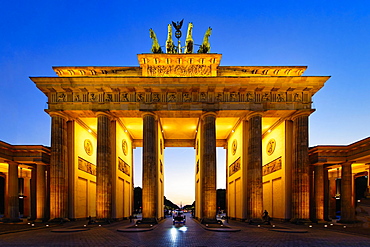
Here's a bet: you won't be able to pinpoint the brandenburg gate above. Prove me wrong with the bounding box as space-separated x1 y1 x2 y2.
31 23 329 223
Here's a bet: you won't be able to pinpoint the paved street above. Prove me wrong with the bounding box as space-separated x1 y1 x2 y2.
1 214 370 246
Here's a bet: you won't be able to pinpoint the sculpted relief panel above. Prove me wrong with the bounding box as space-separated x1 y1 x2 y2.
50 91 308 104
146 65 212 77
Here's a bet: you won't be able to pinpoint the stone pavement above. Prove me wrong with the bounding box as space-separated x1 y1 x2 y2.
0 215 370 246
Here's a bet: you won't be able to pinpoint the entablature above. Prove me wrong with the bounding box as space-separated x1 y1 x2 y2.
309 137 370 165
51 54 308 78
0 141 50 165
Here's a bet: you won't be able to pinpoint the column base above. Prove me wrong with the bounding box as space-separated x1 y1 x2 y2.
34 218 47 223
1 217 22 223
48 218 70 223
290 218 311 225
338 219 359 224
248 218 265 225
200 218 219 224
137 218 158 225
365 186 370 198
92 218 116 225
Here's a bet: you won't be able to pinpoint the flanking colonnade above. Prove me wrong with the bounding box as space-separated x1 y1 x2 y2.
0 142 49 222
310 137 370 223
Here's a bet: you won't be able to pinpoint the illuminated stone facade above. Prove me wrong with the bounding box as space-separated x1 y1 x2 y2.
0 141 50 221
30 52 331 222
309 137 370 223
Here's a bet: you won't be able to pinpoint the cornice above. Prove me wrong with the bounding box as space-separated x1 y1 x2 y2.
309 136 370 165
50 65 310 78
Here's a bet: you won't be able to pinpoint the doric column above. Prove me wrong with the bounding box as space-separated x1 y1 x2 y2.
36 165 46 221
49 113 68 220
314 164 328 221
200 112 217 221
291 113 310 222
366 164 370 198
96 112 113 220
142 112 158 221
328 174 337 219
6 161 19 221
30 167 37 220
245 113 263 220
340 162 355 222
45 165 51 220
23 173 31 218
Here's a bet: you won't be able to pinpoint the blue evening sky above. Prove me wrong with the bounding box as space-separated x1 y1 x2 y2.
1 1 369 205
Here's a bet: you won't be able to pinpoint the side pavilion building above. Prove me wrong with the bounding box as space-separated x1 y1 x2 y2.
30 53 330 222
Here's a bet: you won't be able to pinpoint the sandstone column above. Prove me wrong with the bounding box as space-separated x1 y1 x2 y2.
366 164 370 198
314 164 328 221
49 113 68 220
328 175 337 219
200 112 217 221
23 173 31 218
340 162 355 222
96 112 113 220
30 167 37 220
291 113 310 222
142 112 158 221
245 114 263 220
36 165 46 221
6 161 20 221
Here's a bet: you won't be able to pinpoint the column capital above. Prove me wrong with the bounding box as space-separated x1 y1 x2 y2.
48 111 69 121
200 111 217 121
95 111 114 119
341 161 354 166
5 160 19 166
244 112 263 121
289 110 314 121
141 111 158 120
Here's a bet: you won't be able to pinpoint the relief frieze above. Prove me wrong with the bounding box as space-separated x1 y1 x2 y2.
78 157 96 176
118 157 130 176
167 93 177 102
229 158 241 176
50 91 310 104
262 157 282 176
183 93 192 102
120 93 130 102
146 64 212 77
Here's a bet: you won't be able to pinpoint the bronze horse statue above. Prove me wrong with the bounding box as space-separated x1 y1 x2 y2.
149 28 163 53
198 27 212 54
